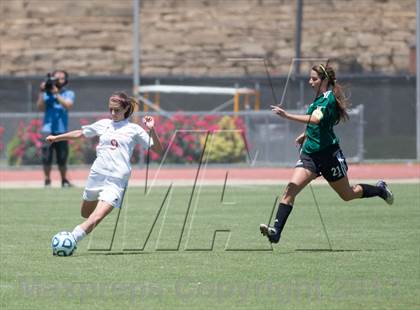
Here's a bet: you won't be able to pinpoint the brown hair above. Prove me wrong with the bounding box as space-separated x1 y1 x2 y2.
109 91 138 119
312 64 350 123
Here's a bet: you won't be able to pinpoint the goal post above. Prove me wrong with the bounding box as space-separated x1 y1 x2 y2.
137 84 261 113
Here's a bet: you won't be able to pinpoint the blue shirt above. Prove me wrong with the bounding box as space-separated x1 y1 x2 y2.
41 89 75 134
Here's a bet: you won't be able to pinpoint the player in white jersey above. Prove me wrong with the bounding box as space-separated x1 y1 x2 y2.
46 91 163 245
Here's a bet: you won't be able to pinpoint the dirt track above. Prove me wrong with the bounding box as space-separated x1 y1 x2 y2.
1 163 418 188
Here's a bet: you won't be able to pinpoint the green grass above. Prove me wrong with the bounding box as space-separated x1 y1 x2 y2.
1 183 419 309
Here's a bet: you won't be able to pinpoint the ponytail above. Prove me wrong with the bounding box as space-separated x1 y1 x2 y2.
124 96 138 119
312 64 350 123
331 82 350 123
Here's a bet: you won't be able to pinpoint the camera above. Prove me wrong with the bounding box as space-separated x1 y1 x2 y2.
44 73 58 92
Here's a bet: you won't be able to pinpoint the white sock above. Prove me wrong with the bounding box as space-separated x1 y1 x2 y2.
71 225 86 243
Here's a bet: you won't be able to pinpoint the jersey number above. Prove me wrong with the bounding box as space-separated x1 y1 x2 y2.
331 166 342 178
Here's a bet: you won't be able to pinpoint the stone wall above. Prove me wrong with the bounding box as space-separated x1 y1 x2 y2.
0 0 415 76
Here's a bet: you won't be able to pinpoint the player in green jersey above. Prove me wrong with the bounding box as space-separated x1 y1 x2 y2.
260 64 394 244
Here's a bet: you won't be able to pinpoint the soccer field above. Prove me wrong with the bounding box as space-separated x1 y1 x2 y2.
1 184 419 309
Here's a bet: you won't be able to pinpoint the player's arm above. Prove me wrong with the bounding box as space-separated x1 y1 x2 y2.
46 130 83 144
143 116 163 155
149 127 163 155
271 105 322 125
295 132 306 146
142 116 163 155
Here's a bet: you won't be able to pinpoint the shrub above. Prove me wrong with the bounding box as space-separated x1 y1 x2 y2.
204 116 247 163
148 113 247 164
5 114 248 165
6 119 97 166
7 119 43 165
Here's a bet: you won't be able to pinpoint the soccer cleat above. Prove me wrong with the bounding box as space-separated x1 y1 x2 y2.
259 224 281 243
376 180 394 205
44 179 51 187
61 179 73 188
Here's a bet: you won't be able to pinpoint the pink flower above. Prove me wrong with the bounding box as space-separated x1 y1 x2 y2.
163 121 175 132
208 125 219 133
170 144 184 157
15 146 24 157
173 112 185 123
204 115 217 122
150 152 160 161
80 118 90 126
195 120 208 128
34 140 42 149
183 134 196 143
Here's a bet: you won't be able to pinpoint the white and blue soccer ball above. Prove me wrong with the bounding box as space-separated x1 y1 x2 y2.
51 231 77 256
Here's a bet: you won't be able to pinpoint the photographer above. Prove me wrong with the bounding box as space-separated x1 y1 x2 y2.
36 70 75 187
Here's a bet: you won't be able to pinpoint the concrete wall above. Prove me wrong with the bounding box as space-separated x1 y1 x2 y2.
0 0 415 76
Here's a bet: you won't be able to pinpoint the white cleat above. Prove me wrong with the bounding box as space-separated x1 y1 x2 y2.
259 224 280 243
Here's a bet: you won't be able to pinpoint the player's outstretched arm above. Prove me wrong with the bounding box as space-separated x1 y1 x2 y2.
46 130 83 144
270 105 321 125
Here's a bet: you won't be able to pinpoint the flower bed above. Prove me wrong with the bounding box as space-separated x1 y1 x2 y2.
6 114 247 165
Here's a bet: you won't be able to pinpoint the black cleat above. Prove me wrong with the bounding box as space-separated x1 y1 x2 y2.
376 180 394 205
44 179 51 187
259 224 280 243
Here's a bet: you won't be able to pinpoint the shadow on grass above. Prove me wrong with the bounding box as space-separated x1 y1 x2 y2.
82 249 296 255
295 248 361 253
79 248 395 256
83 251 153 256
295 248 395 253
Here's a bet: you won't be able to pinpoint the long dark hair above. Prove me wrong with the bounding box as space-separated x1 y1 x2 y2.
52 70 69 87
109 91 138 119
312 64 350 123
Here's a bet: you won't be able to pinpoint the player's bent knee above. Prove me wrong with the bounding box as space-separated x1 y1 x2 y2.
338 191 353 202
81 209 91 218
282 182 298 200
81 205 95 218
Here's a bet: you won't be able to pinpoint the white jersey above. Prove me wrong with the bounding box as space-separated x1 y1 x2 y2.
82 119 153 179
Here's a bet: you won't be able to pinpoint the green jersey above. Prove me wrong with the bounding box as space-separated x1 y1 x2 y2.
302 90 340 154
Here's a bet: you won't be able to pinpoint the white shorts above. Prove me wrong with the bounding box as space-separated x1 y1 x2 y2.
83 171 128 208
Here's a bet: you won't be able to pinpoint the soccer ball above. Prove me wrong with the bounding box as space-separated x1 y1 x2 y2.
51 231 77 256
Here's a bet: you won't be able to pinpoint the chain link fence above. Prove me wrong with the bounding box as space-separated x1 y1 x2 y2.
0 108 364 167
0 75 415 161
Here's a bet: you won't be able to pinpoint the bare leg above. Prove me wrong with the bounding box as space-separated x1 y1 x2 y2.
81 200 98 218
329 177 394 205
79 200 114 234
329 176 363 201
281 167 318 205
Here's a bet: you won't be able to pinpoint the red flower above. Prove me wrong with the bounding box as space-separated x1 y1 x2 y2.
150 152 160 161
169 144 184 157
80 118 90 126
